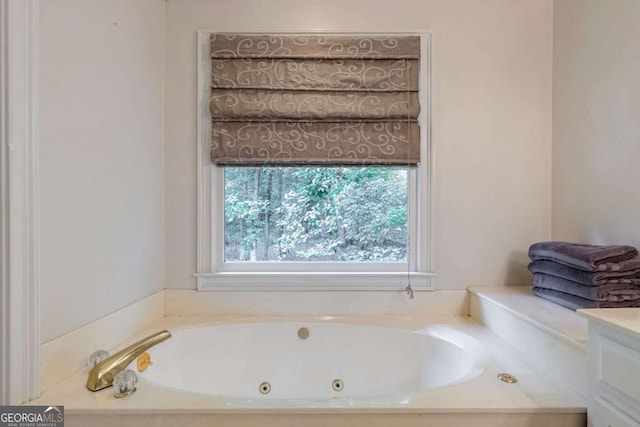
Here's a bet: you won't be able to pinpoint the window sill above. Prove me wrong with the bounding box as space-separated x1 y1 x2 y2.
194 272 436 291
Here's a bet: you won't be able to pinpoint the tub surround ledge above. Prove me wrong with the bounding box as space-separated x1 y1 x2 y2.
40 290 166 393
164 289 470 317
61 413 586 427
469 286 588 398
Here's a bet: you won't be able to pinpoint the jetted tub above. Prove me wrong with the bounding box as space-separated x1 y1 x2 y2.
136 322 491 404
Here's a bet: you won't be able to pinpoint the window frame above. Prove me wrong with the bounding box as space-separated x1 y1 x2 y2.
196 30 435 291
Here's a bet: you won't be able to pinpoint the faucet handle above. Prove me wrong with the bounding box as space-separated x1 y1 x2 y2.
88 350 110 369
113 369 138 398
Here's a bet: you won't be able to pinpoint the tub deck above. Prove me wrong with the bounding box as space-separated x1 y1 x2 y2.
30 313 586 427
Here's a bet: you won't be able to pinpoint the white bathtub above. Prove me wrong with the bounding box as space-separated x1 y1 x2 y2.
137 322 491 403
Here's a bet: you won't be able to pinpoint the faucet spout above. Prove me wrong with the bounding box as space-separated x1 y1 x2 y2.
86 330 171 391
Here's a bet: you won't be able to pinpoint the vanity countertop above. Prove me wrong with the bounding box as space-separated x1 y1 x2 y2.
577 308 640 340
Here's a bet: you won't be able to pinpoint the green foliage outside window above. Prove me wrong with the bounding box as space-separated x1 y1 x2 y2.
224 167 408 262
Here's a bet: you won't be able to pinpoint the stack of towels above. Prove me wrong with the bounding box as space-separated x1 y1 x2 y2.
528 241 640 310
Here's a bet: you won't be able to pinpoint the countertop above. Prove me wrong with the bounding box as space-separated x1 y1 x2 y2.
578 308 640 340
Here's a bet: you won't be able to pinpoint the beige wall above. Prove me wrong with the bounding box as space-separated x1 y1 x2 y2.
39 0 166 342
164 0 553 290
552 0 640 247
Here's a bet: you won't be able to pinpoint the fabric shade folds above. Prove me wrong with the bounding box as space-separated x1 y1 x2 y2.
209 34 421 166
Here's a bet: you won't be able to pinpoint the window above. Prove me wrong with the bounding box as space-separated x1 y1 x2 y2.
224 166 409 263
196 32 433 290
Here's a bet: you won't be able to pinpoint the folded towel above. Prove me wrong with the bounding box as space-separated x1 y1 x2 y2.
528 260 640 286
532 273 640 302
528 241 640 272
532 287 640 310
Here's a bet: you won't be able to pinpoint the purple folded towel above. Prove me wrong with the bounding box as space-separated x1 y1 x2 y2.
528 241 639 272
532 287 640 311
532 273 640 302
528 260 640 286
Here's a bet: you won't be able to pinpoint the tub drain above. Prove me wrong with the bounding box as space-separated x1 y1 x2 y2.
259 381 271 395
298 327 309 340
332 379 344 392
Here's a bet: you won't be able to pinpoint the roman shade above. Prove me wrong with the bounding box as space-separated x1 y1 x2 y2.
209 34 421 166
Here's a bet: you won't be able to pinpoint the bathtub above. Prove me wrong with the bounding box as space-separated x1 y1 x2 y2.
137 322 491 405
30 312 587 427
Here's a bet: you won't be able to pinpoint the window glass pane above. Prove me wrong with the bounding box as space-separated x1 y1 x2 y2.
224 167 408 262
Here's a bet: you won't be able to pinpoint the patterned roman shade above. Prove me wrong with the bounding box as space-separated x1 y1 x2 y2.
209 34 421 166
